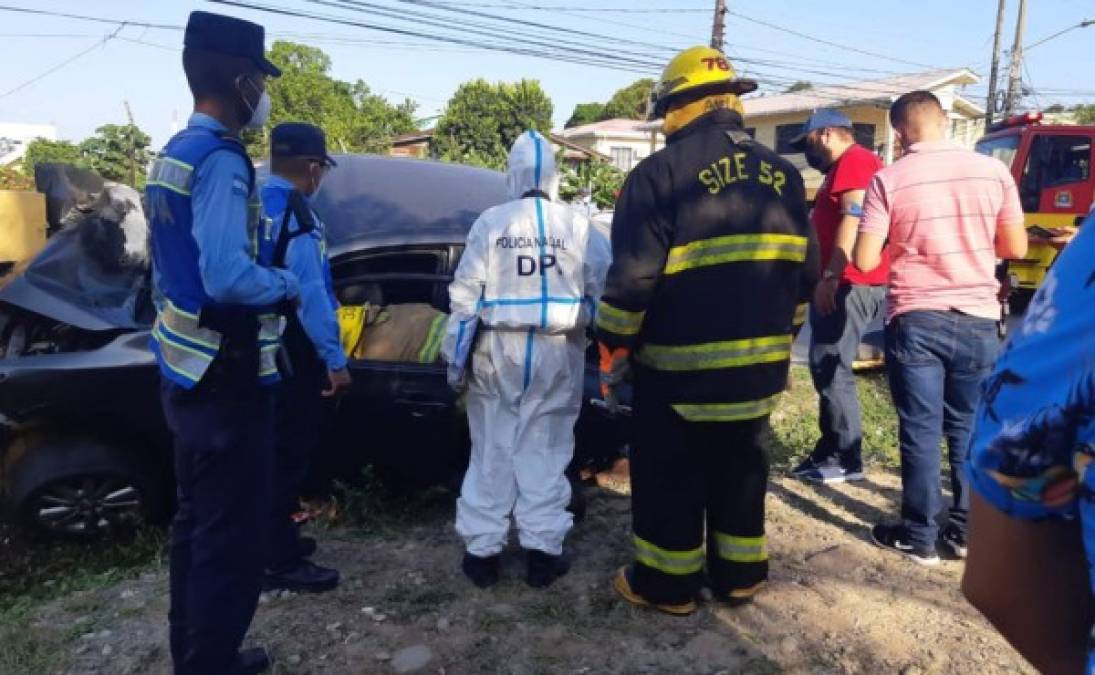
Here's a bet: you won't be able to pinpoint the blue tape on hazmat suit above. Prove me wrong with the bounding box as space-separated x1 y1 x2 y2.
441 130 611 556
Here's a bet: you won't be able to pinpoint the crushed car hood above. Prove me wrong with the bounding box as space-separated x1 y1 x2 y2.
0 183 149 332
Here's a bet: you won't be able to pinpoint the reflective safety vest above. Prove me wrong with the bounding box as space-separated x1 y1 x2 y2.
146 127 280 389
257 181 337 309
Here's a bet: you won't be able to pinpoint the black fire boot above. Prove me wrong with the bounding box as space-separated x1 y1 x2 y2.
526 550 570 588
462 552 501 588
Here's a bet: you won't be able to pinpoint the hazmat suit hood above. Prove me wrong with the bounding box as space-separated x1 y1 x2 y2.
505 130 559 201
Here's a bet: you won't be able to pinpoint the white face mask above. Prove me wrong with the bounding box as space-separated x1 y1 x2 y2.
237 75 271 130
244 90 271 130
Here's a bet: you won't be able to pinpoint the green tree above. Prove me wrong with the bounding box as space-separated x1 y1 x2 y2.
79 123 153 186
785 81 813 93
21 138 85 175
565 78 655 128
602 78 655 120
432 79 554 169
565 102 607 128
1071 104 1095 125
247 41 417 157
559 160 624 210
0 165 34 190
1044 103 1066 114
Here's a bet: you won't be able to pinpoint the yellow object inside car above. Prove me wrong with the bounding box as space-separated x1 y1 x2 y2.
337 303 448 364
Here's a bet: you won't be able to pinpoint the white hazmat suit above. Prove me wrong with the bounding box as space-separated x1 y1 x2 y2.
442 131 611 558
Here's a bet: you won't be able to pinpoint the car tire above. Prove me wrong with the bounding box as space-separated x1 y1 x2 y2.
6 435 164 541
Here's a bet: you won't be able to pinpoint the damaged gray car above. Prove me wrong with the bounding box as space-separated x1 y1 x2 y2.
0 156 628 540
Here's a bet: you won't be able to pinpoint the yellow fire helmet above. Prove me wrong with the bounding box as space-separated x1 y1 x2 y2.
652 45 757 118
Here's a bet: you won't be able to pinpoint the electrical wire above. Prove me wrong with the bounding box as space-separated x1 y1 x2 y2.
0 24 125 99
0 5 181 30
431 3 711 12
207 0 663 73
725 9 942 70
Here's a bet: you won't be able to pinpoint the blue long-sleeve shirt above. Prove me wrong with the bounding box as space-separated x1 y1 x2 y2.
261 175 347 372
188 113 299 306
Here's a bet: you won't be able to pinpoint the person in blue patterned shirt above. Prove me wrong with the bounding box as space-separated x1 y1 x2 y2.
963 212 1095 674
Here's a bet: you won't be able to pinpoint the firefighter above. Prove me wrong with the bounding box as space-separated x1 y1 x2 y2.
597 45 819 614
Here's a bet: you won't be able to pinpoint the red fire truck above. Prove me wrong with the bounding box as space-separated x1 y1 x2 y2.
975 111 1093 300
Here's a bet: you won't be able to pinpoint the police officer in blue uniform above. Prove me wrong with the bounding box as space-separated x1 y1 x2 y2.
259 122 349 593
146 11 297 675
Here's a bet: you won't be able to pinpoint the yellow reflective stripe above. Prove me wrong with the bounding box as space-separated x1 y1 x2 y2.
793 303 808 327
714 533 768 563
157 350 201 383
665 234 807 275
159 304 221 351
637 335 791 372
673 393 782 422
159 156 194 171
596 301 645 336
148 158 194 195
165 299 198 320
418 314 447 363
633 536 704 575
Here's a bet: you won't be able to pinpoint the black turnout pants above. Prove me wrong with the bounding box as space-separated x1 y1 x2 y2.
630 392 770 606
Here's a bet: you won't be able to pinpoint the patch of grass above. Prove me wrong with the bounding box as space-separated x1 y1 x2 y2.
381 585 457 617
326 466 455 537
521 595 578 626
0 526 166 613
769 366 899 471
0 525 165 674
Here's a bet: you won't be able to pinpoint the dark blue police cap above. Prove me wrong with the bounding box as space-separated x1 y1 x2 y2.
271 123 337 167
184 11 281 77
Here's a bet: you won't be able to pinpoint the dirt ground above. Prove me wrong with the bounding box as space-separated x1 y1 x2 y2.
21 468 1033 675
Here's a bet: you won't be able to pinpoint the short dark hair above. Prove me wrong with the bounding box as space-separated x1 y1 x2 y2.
890 90 943 126
182 47 252 101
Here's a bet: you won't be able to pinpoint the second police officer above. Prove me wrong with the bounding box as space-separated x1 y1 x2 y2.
260 122 350 593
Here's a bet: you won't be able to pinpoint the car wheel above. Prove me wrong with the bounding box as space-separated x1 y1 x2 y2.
7 436 162 540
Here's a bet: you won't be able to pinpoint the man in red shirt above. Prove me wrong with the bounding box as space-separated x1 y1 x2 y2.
790 109 889 483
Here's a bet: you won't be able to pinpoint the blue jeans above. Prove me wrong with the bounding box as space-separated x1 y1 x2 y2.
885 311 999 548
808 284 886 471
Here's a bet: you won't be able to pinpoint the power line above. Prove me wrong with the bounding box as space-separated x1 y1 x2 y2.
208 0 663 73
312 0 667 69
725 9 941 70
432 3 711 12
0 24 124 99
0 4 181 30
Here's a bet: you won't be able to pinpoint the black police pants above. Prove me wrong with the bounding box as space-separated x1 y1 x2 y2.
629 394 770 606
162 378 274 675
268 366 326 571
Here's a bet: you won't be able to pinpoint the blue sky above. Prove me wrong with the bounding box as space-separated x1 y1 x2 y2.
0 0 1091 149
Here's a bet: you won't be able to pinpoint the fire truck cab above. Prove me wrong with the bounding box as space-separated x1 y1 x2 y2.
975 111 1094 296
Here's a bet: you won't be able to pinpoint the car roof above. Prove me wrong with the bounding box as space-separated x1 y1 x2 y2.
309 154 509 256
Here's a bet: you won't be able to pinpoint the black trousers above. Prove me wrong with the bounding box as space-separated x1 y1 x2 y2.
162 376 274 675
268 354 326 571
630 391 770 605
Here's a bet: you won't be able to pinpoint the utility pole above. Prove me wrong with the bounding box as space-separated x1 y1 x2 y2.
986 0 1007 125
124 100 136 187
1004 0 1028 116
711 0 727 51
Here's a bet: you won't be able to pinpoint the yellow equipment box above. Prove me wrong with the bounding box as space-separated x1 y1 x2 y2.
0 190 47 264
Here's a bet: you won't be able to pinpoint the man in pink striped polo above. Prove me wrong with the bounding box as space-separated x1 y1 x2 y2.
853 90 1028 566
